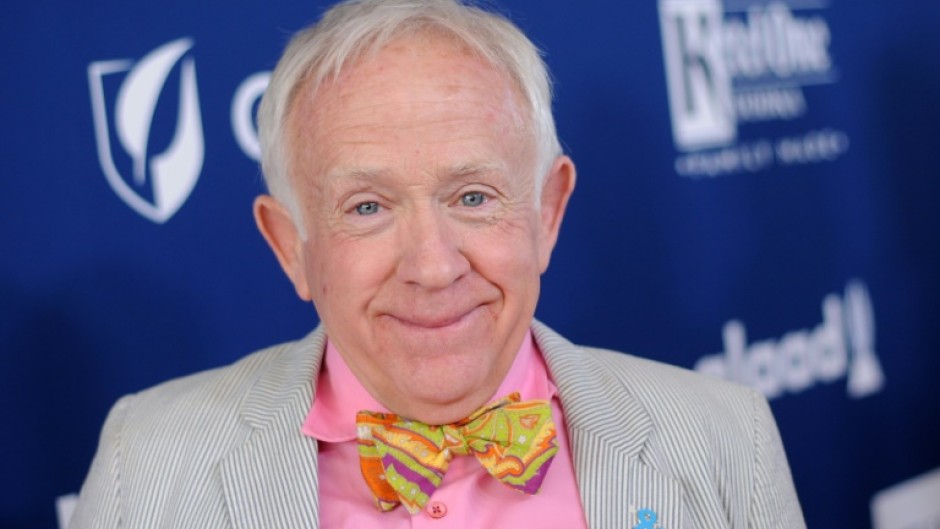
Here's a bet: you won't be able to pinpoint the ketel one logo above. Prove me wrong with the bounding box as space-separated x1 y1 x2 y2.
658 0 836 152
88 38 204 223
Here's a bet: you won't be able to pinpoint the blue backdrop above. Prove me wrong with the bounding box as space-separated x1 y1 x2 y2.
3 1 939 528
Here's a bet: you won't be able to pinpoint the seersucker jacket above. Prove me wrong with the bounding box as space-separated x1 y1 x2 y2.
71 321 806 529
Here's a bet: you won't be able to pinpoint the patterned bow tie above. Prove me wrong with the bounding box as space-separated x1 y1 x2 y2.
356 392 558 514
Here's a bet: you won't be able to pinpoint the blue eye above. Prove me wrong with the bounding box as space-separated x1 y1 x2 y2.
355 201 380 215
460 191 487 207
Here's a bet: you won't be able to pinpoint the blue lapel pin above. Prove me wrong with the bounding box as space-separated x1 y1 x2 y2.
633 508 662 529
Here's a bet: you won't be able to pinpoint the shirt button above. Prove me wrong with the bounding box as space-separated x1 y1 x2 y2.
426 500 447 518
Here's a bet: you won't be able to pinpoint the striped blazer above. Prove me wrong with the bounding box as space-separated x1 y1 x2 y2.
71 322 805 529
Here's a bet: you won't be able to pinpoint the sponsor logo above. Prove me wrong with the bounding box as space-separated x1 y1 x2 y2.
694 281 885 400
658 0 850 177
231 71 269 162
88 38 204 223
872 467 940 529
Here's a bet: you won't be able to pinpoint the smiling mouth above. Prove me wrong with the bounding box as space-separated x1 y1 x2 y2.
386 305 483 330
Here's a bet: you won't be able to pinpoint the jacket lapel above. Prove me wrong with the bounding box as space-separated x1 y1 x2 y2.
218 327 327 529
534 322 685 529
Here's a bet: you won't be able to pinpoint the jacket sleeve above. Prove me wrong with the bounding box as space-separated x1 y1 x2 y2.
747 391 806 529
69 395 135 529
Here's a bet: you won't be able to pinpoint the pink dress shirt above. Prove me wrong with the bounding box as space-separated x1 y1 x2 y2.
302 332 588 528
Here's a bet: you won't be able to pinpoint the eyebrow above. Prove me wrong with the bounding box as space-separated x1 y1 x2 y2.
448 160 507 179
324 160 509 186
324 167 386 184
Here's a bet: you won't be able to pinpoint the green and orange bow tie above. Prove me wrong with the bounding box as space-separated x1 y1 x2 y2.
356 392 558 514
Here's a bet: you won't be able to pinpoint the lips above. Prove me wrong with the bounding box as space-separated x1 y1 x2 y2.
384 304 484 329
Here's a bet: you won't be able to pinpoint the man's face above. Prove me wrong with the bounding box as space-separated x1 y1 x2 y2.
263 33 573 424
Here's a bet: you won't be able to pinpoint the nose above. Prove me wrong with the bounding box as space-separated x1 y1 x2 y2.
395 207 470 289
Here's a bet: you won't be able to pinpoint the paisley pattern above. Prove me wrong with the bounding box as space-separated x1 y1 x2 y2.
356 393 558 514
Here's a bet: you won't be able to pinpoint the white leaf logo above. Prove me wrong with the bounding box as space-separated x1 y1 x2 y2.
88 38 204 223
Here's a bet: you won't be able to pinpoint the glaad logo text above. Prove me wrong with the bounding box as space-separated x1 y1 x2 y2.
695 281 885 400
658 0 850 178
89 38 205 223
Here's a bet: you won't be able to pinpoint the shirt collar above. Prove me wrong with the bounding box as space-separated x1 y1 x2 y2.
302 330 556 442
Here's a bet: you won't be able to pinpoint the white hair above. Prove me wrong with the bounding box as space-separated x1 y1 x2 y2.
257 0 562 223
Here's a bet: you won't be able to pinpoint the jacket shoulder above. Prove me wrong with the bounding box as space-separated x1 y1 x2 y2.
71 333 324 529
125 339 296 423
580 345 762 438
585 345 756 406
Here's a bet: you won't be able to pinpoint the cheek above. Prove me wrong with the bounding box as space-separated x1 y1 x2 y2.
308 236 394 307
467 218 542 287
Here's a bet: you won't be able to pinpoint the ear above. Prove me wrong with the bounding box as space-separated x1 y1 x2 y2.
253 195 312 301
537 155 577 272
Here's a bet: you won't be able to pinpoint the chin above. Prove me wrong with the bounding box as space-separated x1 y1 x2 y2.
392 368 495 423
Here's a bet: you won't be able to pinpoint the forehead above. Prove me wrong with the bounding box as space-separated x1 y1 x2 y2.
285 32 535 183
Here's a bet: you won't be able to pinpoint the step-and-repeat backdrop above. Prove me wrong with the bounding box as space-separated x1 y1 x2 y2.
3 1 939 528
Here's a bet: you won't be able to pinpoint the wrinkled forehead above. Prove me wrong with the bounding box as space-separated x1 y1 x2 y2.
284 32 538 179
293 31 532 130
292 25 535 122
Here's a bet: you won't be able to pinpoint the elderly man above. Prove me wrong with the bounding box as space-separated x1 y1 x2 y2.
72 0 805 528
